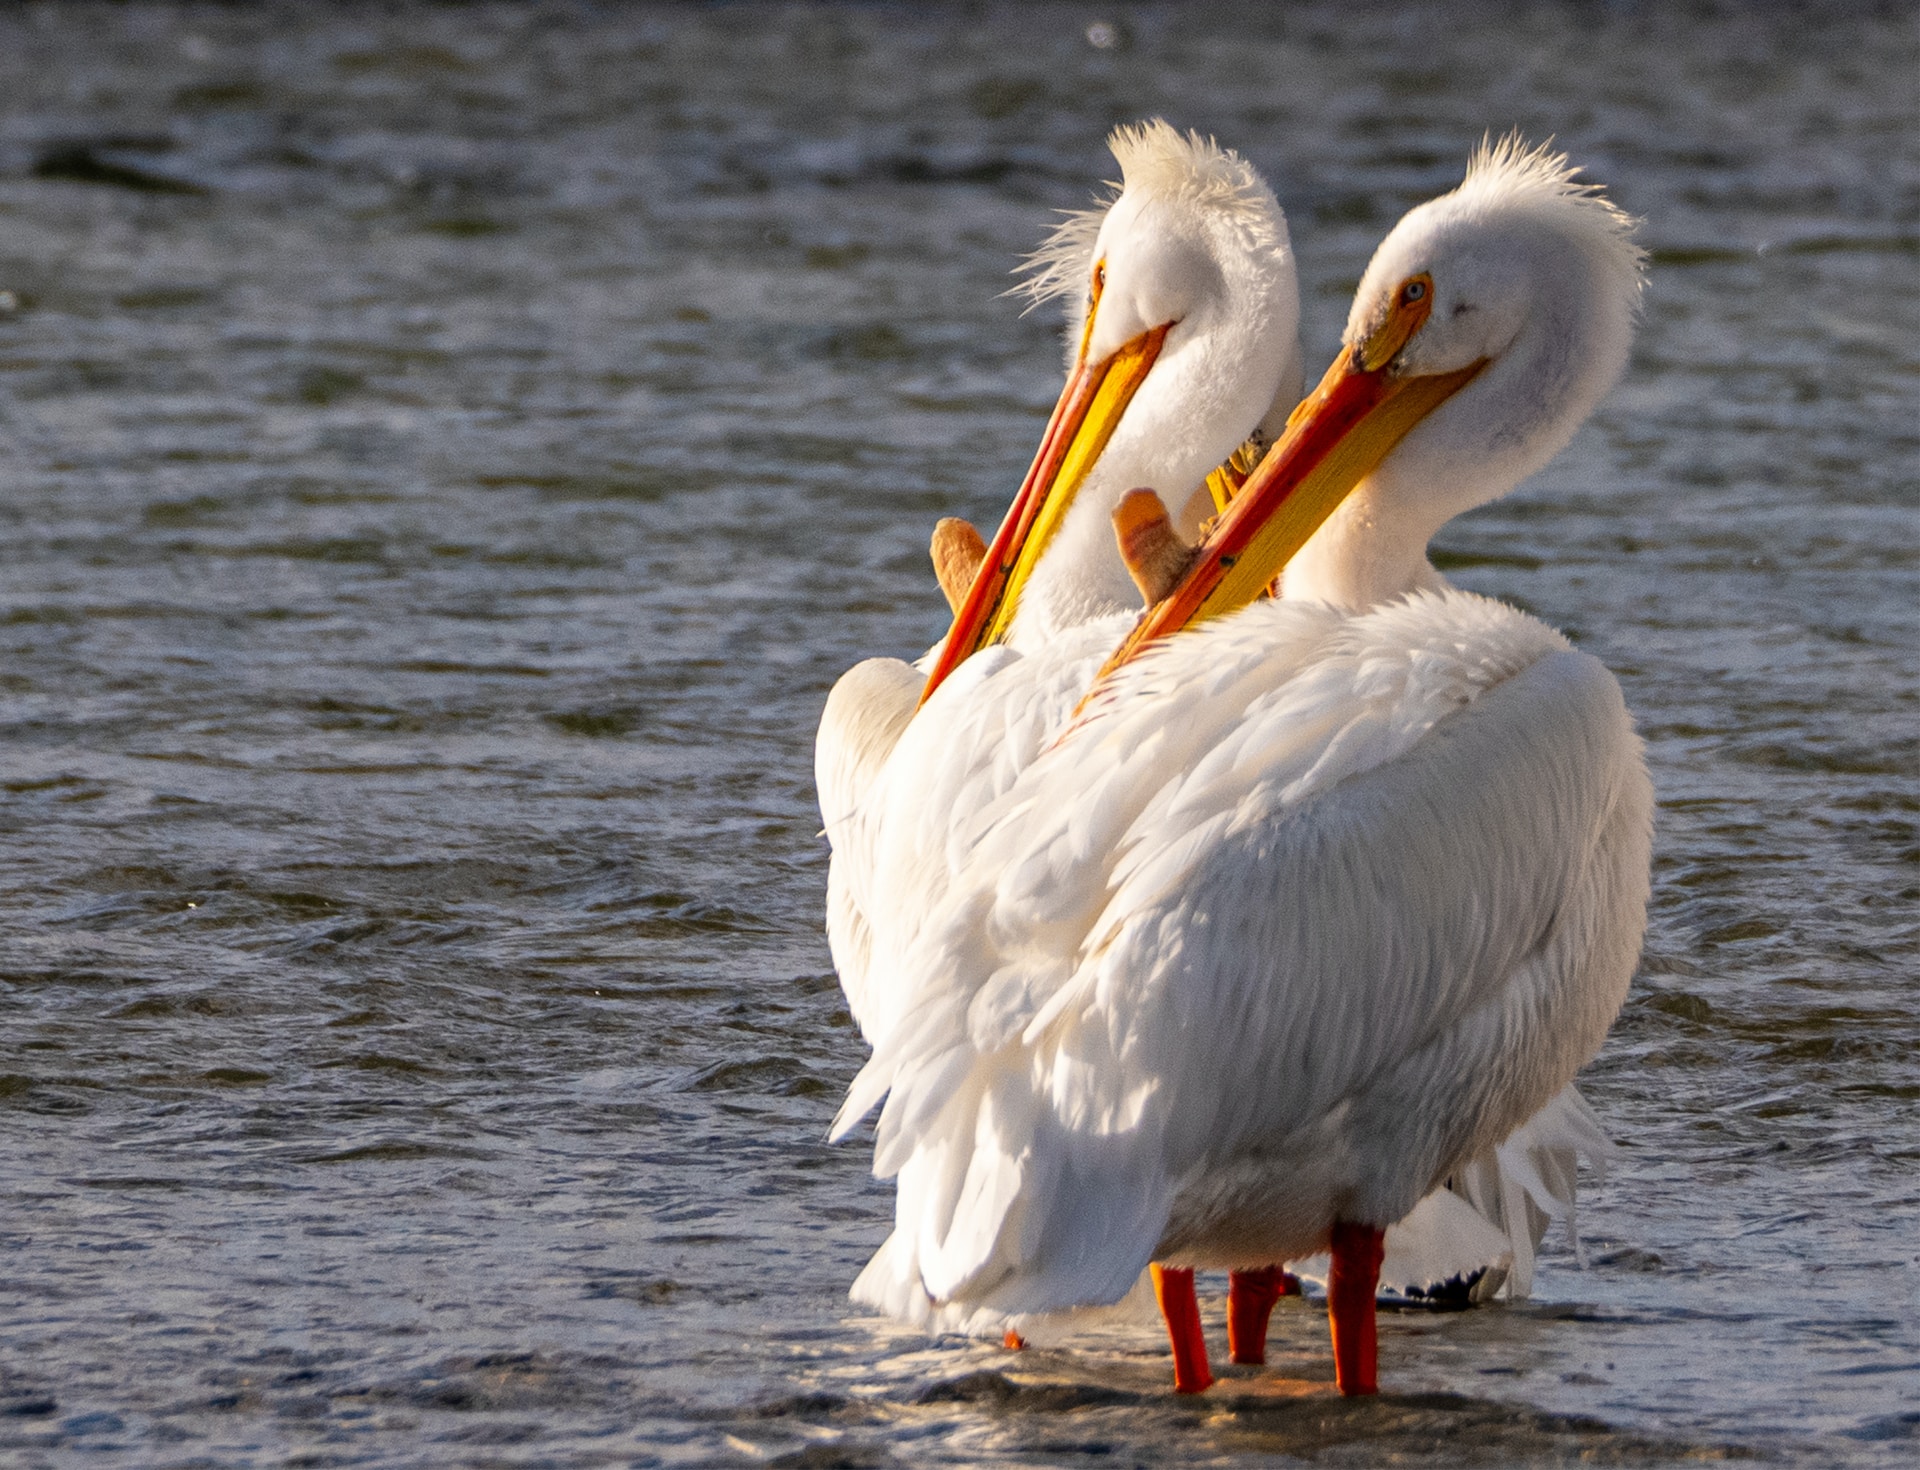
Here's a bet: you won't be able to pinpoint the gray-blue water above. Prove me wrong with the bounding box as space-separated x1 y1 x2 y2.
2 3 1916 1465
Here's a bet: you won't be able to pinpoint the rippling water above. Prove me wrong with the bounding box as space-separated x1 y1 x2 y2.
1 3 1915 1465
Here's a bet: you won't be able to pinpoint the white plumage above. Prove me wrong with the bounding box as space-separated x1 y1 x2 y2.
831 592 1647 1312
818 133 1652 1388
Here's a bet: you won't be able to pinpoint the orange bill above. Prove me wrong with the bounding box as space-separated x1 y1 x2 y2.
1085 275 1487 689
918 321 1172 705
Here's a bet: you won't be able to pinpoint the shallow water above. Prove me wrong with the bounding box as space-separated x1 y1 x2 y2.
1 2 1916 1465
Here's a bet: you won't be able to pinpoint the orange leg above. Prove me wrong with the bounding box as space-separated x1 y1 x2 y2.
1327 1221 1385 1395
1226 1265 1300 1364
1002 1328 1026 1351
1150 1263 1213 1394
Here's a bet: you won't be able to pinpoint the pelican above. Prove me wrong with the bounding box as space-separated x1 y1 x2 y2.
819 118 1311 1354
824 136 1652 1396
820 121 1299 1042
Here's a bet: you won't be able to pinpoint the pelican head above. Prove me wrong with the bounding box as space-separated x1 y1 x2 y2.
1285 136 1646 609
1097 138 1645 672
921 119 1301 700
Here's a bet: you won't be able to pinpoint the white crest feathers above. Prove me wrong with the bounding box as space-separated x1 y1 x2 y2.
1013 118 1277 312
1458 134 1647 292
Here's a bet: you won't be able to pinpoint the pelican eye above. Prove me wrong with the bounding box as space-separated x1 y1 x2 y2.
1401 279 1427 305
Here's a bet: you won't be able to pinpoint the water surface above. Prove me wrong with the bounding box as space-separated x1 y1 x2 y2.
1 3 1916 1465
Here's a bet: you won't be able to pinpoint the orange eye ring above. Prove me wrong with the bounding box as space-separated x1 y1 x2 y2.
1356 273 1436 372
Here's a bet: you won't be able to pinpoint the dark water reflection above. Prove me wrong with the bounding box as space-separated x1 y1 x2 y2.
1 2 1915 1465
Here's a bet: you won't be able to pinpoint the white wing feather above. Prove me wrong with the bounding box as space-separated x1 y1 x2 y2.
815 655 923 1039
836 590 1650 1320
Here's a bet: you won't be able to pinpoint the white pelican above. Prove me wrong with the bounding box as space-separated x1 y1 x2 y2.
821 126 1611 1358
820 121 1300 1044
824 136 1652 1397
819 118 1313 1358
